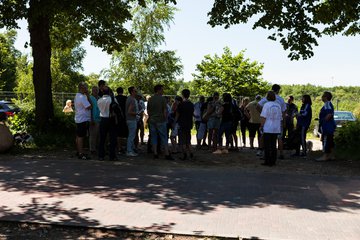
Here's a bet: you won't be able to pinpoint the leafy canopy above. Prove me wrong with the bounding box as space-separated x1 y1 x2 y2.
208 0 360 60
193 47 268 97
106 0 183 94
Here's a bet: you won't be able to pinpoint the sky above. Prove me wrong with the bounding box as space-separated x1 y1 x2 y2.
13 0 360 87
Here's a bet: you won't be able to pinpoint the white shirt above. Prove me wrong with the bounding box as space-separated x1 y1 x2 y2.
261 101 283 134
258 94 287 112
74 93 91 123
97 95 112 118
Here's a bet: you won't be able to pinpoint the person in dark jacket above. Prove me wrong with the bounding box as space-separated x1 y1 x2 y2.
292 95 312 157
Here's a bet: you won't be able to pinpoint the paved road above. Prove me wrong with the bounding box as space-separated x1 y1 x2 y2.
0 157 359 240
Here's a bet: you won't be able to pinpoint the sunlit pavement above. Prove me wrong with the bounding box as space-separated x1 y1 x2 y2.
0 151 359 240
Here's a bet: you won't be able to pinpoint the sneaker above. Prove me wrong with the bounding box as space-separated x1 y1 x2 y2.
221 149 229 154
212 149 223 154
126 152 138 157
256 150 262 156
78 153 90 160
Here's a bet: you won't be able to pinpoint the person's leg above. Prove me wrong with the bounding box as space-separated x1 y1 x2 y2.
263 133 271 165
300 126 308 156
126 120 137 155
158 122 172 158
270 133 278 165
248 123 256 149
240 121 246 147
139 119 145 144
98 119 107 159
109 122 118 160
149 123 159 156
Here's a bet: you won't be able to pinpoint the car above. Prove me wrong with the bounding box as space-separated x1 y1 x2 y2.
0 100 21 118
313 110 357 137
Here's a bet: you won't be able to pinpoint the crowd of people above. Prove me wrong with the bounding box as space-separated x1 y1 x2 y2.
71 80 337 166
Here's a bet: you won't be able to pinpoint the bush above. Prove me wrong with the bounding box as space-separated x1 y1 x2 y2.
335 120 360 160
8 102 76 148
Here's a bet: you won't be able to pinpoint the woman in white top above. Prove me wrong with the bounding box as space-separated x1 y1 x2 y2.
260 91 283 166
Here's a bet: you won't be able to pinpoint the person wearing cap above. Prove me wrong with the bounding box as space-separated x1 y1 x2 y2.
245 95 262 150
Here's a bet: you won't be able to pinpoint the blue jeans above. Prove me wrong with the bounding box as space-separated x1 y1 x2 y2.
149 122 168 147
127 120 137 153
218 121 232 147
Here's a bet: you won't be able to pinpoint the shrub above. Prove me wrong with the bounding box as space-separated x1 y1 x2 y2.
335 120 360 160
8 101 76 148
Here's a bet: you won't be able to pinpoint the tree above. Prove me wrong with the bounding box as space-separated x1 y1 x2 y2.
0 30 20 91
193 47 268 97
106 0 183 94
0 0 176 129
208 0 360 60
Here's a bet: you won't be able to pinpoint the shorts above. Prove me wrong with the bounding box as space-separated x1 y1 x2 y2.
178 127 191 145
322 134 334 153
76 121 89 138
248 123 261 138
207 117 221 129
149 122 168 147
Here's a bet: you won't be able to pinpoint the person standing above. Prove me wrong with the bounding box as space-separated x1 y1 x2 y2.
115 87 127 154
283 95 298 140
245 95 262 150
176 89 195 160
260 91 283 166
147 84 174 160
207 92 221 151
293 94 312 157
239 97 250 147
89 86 101 155
257 84 287 159
213 93 234 154
74 82 92 160
194 96 205 148
97 86 118 161
125 86 139 157
316 91 336 161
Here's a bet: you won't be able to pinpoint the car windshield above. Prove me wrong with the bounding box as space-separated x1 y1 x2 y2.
334 112 354 120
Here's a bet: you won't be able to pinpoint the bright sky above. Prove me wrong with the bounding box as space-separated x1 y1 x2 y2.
13 0 360 87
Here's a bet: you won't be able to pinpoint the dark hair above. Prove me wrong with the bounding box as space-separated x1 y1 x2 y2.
199 96 205 101
103 86 110 95
175 96 183 102
323 91 333 101
116 87 124 94
213 92 219 97
266 91 276 101
223 93 232 103
288 95 294 101
207 96 213 102
302 94 312 105
271 84 281 93
181 89 190 99
128 86 135 95
98 80 106 87
154 84 163 93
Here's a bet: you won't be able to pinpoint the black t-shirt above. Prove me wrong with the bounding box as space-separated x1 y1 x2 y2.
177 100 194 130
221 102 233 123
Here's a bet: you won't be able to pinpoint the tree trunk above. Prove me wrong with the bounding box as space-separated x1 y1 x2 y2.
28 0 54 130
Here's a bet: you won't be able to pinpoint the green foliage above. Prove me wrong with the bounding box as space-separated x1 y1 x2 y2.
208 1 360 60
9 101 75 148
0 29 20 91
335 120 360 160
192 47 268 97
106 0 183 94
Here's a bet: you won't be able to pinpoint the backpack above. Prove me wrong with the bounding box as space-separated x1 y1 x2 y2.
110 97 125 125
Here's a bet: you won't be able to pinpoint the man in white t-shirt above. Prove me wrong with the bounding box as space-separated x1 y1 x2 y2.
74 82 92 160
260 91 283 166
257 84 286 159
